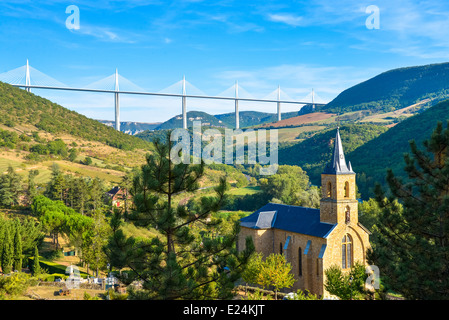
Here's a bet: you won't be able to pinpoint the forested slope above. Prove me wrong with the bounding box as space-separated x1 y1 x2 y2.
0 81 151 151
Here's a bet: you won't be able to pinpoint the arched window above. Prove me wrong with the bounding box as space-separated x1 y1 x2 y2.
298 247 302 276
280 242 283 255
327 181 332 198
345 206 351 224
344 181 350 198
342 234 353 269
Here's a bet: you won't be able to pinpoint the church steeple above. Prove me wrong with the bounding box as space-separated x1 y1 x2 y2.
323 128 354 175
320 128 358 225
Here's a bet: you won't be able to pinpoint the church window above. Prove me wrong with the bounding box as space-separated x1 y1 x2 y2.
327 181 332 198
344 181 350 198
280 242 283 255
345 206 351 224
298 247 302 276
342 235 353 269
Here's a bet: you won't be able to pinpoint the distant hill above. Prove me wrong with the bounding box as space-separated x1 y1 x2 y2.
0 81 151 151
155 111 229 130
348 98 449 198
319 62 449 114
215 111 275 128
154 109 305 131
98 120 161 135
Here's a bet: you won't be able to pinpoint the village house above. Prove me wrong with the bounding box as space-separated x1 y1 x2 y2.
106 186 131 209
238 128 371 297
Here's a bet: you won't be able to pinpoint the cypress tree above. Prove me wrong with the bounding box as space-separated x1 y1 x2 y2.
0 222 4 271
1 227 13 274
31 245 41 275
13 227 23 272
369 121 449 299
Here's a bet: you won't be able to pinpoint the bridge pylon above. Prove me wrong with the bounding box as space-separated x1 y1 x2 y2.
25 60 31 93
235 81 239 129
114 69 120 131
277 85 281 122
182 75 187 130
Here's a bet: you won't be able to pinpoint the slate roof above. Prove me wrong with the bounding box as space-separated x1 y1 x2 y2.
323 128 354 175
106 186 120 197
240 203 336 238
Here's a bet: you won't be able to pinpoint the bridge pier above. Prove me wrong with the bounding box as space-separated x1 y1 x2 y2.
182 76 187 130
0 62 324 132
114 69 120 131
25 59 31 93
235 81 239 129
277 85 281 122
115 92 120 131
312 88 315 111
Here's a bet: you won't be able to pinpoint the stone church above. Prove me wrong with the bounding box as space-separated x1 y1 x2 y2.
238 128 371 297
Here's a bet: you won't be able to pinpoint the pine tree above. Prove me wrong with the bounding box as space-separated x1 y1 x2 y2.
46 163 66 202
0 165 23 207
105 134 254 300
82 210 110 277
369 121 449 299
27 169 39 205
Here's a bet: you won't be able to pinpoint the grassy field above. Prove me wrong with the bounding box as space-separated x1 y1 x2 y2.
276 125 327 143
228 185 261 195
23 286 106 300
0 123 146 187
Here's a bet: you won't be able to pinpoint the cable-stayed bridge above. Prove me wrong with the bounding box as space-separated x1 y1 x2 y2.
0 60 327 131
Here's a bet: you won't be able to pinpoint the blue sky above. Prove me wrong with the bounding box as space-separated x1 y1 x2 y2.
1 0 449 123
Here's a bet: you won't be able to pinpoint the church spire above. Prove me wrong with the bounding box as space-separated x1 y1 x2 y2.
323 128 354 174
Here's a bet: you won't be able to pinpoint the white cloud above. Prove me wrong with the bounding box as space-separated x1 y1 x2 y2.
267 13 303 27
70 23 140 44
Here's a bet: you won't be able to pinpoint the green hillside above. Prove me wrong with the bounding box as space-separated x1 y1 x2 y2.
278 124 388 186
348 99 449 198
319 62 449 114
0 81 151 151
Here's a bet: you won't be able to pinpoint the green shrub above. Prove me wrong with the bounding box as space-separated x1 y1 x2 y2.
0 272 37 298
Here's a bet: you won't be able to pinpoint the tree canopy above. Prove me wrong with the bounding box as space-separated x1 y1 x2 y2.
368 121 449 299
105 134 254 300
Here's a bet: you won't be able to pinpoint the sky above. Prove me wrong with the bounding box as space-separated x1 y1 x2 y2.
1 0 449 123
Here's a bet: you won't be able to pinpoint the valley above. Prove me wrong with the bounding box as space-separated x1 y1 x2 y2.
0 61 449 301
